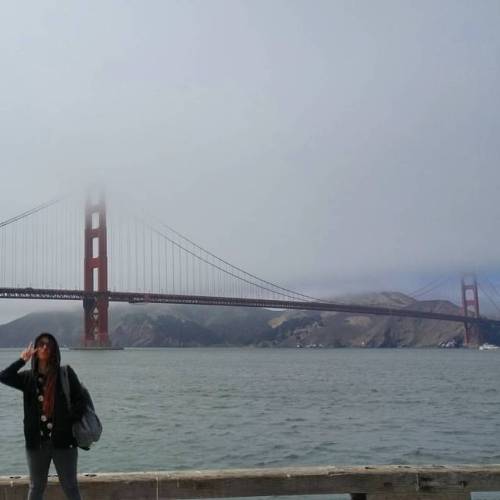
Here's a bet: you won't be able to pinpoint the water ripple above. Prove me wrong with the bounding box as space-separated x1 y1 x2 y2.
0 347 499 479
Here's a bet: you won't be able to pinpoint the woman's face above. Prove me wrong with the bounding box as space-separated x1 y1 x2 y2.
36 337 52 362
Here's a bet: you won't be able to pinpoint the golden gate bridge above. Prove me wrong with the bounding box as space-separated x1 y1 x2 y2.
0 191 498 348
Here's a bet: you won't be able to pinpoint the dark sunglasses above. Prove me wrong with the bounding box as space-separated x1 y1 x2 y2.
36 340 52 348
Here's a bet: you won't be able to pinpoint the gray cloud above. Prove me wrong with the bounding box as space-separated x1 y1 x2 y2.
1 0 499 322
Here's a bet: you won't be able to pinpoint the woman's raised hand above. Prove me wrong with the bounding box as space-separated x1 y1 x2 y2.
20 342 37 362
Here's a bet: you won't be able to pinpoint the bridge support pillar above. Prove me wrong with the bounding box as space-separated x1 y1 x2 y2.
83 191 110 348
461 274 480 347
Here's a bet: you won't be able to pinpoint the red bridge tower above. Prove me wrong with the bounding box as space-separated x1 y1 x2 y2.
83 192 110 348
461 274 480 346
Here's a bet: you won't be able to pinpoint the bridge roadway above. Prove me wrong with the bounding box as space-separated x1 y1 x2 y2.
1 287 499 327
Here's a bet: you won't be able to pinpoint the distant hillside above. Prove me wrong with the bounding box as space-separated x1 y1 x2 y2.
0 311 82 348
259 297 466 348
0 303 276 348
0 292 499 348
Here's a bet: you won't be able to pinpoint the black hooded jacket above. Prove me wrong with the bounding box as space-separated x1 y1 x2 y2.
0 333 86 449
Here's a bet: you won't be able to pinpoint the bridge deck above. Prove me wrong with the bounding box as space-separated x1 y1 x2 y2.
0 287 497 326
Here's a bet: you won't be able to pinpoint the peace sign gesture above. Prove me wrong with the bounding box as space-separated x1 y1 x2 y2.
20 342 38 362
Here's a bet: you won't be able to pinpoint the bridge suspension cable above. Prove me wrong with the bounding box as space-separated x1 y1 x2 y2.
408 275 453 300
478 279 500 316
0 196 66 229
106 199 327 303
142 219 310 301
0 195 83 290
151 216 325 303
482 277 500 299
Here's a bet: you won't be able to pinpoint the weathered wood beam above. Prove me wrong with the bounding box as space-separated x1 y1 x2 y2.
366 493 471 499
0 465 498 499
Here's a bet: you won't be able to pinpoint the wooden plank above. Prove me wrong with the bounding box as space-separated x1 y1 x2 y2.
155 465 500 498
367 493 471 499
0 465 499 499
0 474 158 500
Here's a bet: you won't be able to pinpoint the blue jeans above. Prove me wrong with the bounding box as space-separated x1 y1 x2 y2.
26 441 82 500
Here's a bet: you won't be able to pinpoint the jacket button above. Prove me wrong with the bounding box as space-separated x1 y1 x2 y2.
47 423 53 430
38 395 44 402
41 415 47 422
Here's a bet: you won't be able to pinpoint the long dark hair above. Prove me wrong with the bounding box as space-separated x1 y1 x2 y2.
35 335 58 417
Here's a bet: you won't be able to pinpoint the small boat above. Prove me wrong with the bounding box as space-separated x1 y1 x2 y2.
479 343 499 351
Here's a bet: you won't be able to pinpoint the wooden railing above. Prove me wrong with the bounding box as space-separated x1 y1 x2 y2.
1 465 500 499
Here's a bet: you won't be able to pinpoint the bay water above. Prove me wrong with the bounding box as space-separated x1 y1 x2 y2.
0 347 499 499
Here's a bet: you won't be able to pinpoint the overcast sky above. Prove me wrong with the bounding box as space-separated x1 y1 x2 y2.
1 0 499 322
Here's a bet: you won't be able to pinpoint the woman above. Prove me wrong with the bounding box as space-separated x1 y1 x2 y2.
0 332 86 500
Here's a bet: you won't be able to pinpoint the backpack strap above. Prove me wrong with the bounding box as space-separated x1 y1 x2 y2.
60 365 72 411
